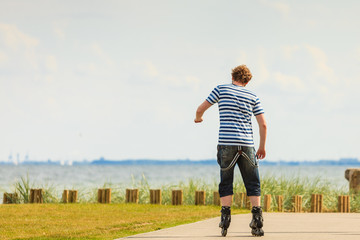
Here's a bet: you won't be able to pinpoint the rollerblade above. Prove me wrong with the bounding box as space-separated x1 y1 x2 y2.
249 206 264 236
219 206 231 236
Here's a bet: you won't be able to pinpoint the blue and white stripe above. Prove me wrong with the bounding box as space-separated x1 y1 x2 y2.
206 84 264 146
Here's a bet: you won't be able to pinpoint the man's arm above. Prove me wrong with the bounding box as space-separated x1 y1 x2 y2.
255 113 267 159
194 100 212 123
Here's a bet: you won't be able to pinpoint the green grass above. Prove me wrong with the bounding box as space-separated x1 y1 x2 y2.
0 203 248 240
3 174 360 212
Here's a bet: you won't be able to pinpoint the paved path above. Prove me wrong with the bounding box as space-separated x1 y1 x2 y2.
117 213 360 240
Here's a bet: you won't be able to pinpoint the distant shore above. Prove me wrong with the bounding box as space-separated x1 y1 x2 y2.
0 157 359 166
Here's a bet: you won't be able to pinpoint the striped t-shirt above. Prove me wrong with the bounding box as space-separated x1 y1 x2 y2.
206 84 264 147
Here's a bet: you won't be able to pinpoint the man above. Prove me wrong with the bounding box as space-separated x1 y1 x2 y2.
194 65 267 237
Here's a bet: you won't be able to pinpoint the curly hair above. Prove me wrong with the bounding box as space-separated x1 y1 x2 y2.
231 65 252 84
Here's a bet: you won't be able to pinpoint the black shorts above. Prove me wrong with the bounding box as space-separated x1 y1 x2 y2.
217 145 261 197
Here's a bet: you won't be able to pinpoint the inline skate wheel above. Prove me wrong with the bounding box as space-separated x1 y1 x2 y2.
221 228 227 236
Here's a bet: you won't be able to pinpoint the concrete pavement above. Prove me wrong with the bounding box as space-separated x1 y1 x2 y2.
117 213 360 240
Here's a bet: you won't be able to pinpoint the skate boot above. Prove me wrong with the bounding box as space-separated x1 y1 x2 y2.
249 206 264 237
219 206 231 236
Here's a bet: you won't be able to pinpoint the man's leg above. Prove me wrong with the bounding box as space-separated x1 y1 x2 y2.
237 147 264 237
220 195 232 206
249 195 260 207
217 145 238 236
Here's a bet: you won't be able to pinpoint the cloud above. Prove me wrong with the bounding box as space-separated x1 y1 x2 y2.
356 47 360 61
90 43 114 66
45 55 58 72
0 23 38 50
253 47 270 86
236 51 248 64
260 0 290 17
273 72 304 91
145 61 158 77
282 45 299 60
305 45 335 83
53 27 65 40
0 50 7 64
0 23 39 69
136 61 201 90
52 20 68 40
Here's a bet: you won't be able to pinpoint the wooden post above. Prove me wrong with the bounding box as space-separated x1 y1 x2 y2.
30 189 35 203
292 195 302 212
31 189 43 203
125 189 130 203
98 189 111 203
126 189 139 203
132 189 139 203
70 190 78 203
195 191 206 205
276 195 284 212
171 190 183 205
98 189 103 203
150 189 161 204
311 194 323 212
350 171 360 194
245 195 251 209
105 189 111 203
102 188 106 203
62 190 69 203
345 168 360 193
235 192 249 208
38 189 44 203
263 194 271 212
338 195 350 213
213 191 220 206
3 193 18 204
2 193 7 204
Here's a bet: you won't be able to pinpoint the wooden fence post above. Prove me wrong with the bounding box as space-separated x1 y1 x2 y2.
98 188 112 203
98 189 102 203
311 194 323 212
105 189 111 203
3 193 18 204
62 190 69 203
338 195 350 213
245 195 251 209
234 192 250 209
150 189 161 204
345 168 360 193
30 189 43 203
263 194 271 212
69 190 78 203
213 191 220 206
292 195 302 212
276 195 284 212
171 190 183 205
126 189 139 203
30 189 35 203
195 191 206 205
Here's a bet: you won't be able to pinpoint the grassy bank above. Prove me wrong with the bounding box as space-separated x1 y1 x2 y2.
3 174 360 212
0 203 247 240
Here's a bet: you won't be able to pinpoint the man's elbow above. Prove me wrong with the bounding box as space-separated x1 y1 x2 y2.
196 108 204 115
260 122 267 131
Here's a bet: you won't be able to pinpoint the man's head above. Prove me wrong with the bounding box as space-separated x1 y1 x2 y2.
231 65 252 85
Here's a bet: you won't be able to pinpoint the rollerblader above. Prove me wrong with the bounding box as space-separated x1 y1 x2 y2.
195 65 267 237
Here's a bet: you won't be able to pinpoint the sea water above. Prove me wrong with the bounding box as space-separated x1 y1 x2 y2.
0 164 353 193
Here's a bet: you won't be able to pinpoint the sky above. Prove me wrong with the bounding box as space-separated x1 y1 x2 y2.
0 0 360 162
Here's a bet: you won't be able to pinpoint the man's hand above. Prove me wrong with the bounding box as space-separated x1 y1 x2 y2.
256 148 266 159
194 117 203 123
